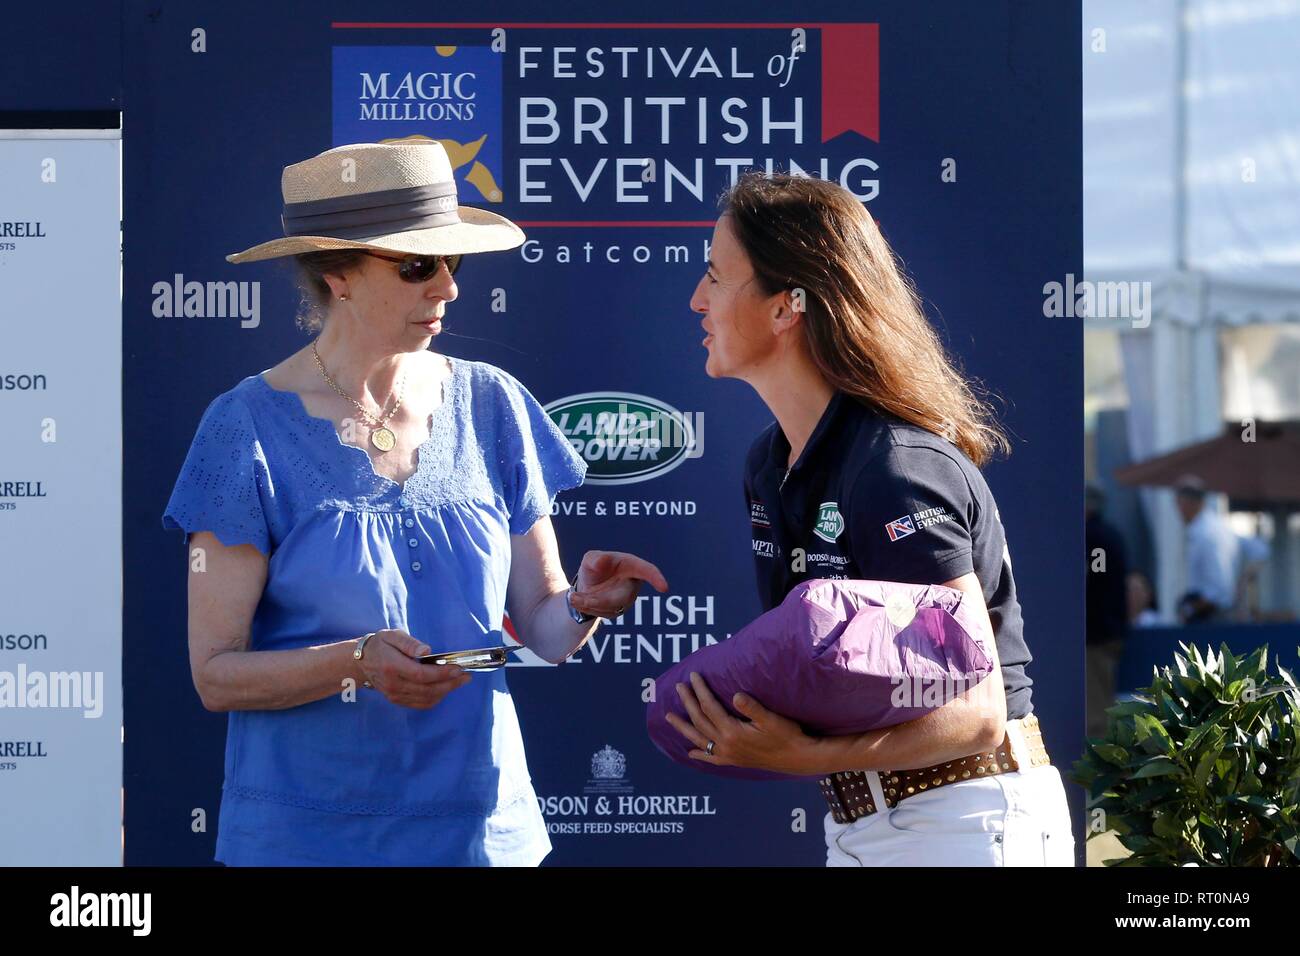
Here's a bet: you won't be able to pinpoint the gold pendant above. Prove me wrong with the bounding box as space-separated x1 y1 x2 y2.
370 426 396 452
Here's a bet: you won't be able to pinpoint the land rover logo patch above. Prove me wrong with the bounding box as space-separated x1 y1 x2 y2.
813 501 844 543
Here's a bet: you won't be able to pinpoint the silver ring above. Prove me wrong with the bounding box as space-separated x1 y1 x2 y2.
705 740 716 756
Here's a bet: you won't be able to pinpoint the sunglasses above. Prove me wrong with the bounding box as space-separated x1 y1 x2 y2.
365 251 462 282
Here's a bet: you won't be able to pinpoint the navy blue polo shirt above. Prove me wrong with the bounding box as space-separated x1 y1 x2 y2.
744 391 1033 720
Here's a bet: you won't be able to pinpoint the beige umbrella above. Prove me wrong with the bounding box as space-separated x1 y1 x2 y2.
1114 421 1300 506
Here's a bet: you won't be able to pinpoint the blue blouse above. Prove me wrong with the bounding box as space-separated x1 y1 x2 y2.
161 356 586 866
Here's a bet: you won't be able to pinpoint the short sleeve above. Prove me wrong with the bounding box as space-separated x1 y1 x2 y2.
847 443 975 585
161 392 274 554
493 369 587 535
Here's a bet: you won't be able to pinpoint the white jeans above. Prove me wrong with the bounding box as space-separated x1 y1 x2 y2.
824 762 1076 866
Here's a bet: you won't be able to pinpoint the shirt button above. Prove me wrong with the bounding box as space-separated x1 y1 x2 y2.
404 517 414 528
411 561 422 572
398 495 411 508
408 537 419 548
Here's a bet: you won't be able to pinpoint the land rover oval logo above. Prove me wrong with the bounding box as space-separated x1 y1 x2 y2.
544 392 696 485
813 501 845 543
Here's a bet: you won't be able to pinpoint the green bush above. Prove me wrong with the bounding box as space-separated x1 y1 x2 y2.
1072 642 1300 866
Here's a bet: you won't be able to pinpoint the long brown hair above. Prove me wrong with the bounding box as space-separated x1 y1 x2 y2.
721 172 1010 467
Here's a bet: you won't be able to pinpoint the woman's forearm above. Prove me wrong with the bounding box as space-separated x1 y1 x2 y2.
799 697 1004 776
518 588 601 664
196 638 366 712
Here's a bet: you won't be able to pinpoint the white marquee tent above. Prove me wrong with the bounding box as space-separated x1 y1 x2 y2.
1084 0 1300 614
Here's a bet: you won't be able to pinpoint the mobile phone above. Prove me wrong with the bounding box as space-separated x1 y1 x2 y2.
417 645 512 671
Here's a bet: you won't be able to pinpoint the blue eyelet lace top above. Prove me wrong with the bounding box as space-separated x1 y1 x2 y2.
161 356 586 866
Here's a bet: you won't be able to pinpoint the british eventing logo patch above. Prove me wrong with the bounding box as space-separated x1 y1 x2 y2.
885 514 916 541
887 505 955 542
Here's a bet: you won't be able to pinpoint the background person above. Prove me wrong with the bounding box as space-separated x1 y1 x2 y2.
1232 532 1271 621
1085 483 1129 738
1173 475 1239 624
1127 571 1167 628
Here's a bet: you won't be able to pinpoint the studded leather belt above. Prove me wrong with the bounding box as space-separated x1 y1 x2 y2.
818 714 1052 825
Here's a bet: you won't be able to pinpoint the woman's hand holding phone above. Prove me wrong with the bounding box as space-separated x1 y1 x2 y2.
358 628 471 709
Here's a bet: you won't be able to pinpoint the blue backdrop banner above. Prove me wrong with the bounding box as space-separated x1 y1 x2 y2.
126 0 1084 866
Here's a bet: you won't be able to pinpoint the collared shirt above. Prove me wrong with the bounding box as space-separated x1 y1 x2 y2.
744 391 1034 720
1184 508 1240 609
162 358 586 866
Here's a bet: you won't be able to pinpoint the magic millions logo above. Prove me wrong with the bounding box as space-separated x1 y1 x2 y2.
545 392 699 485
333 45 504 204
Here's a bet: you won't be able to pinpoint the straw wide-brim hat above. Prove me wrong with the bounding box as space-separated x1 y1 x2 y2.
226 141 524 263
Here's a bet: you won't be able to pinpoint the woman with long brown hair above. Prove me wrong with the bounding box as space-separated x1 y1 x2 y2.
668 172 1075 866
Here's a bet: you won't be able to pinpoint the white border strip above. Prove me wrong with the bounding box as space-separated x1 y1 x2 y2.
0 128 121 140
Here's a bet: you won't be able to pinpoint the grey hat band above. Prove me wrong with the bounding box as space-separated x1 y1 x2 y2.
280 181 462 240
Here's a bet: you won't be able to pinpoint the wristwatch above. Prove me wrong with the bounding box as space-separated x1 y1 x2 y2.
565 583 597 624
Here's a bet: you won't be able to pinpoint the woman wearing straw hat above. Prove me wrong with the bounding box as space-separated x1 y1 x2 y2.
162 141 668 866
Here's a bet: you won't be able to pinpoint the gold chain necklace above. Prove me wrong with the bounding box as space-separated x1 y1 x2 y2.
310 340 405 452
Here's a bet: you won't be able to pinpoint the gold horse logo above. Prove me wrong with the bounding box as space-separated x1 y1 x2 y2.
380 133 503 203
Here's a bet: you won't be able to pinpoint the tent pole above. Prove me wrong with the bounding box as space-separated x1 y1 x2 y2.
1174 0 1188 274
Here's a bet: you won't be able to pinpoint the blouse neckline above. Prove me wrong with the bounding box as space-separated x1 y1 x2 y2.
252 355 461 496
